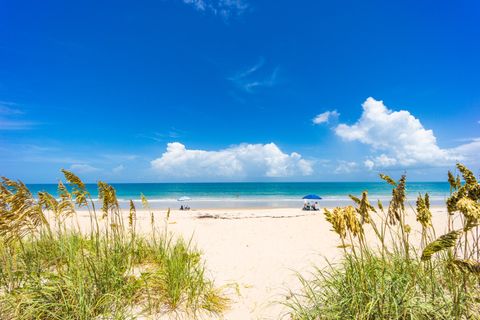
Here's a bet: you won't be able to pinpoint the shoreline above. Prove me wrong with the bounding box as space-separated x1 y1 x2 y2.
66 197 453 210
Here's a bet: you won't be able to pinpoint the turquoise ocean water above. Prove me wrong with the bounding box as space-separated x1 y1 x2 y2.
26 182 452 208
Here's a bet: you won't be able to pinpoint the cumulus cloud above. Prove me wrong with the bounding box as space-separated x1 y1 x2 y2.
69 164 99 173
374 154 397 167
313 110 339 125
335 97 457 168
151 142 313 179
182 0 249 19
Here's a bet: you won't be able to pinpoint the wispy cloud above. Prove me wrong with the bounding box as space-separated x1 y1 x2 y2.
334 161 358 174
0 120 34 130
136 128 185 142
100 153 139 162
0 102 23 115
235 58 264 78
112 165 125 174
182 0 249 19
0 102 34 130
68 164 99 173
0 143 78 165
243 68 279 92
229 58 280 93
451 137 480 164
0 142 140 173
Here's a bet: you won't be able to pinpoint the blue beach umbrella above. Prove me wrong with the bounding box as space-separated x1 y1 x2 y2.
302 194 322 200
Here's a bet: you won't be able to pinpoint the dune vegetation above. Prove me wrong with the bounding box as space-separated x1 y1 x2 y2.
0 170 227 320
286 163 480 319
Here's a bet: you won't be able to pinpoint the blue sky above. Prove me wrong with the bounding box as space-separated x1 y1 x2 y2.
1 0 479 182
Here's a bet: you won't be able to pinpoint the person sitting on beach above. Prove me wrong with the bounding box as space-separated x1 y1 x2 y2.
180 205 184 210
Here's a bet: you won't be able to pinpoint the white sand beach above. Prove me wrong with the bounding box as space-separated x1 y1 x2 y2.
75 206 452 319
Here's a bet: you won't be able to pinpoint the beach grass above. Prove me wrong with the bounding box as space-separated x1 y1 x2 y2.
0 171 228 319
286 163 480 319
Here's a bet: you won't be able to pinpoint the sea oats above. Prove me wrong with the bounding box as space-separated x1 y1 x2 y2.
421 230 463 261
379 174 397 186
343 206 362 237
38 191 59 215
61 169 86 191
324 208 347 240
448 171 461 191
456 163 478 188
129 199 136 228
98 181 119 218
382 175 407 225
0 177 49 242
377 199 384 211
61 169 89 207
416 193 432 229
453 259 480 274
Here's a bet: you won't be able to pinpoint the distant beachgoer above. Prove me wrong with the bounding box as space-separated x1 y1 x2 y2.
180 205 184 210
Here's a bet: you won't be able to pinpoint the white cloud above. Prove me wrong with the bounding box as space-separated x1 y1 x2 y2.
69 164 99 173
182 0 249 18
334 161 358 174
335 97 457 168
313 110 339 125
375 154 397 166
151 142 313 179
